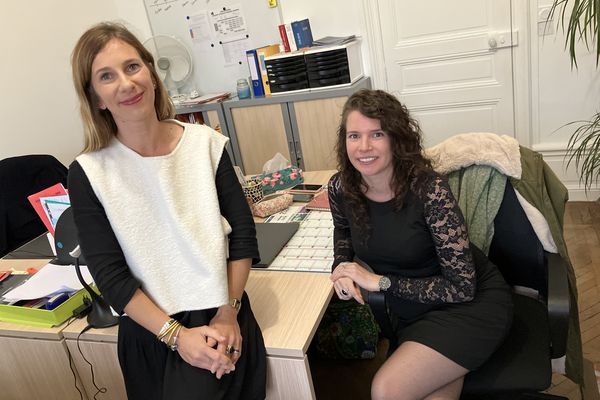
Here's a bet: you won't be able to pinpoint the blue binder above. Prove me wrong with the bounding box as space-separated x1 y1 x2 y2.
291 19 313 49
246 49 265 97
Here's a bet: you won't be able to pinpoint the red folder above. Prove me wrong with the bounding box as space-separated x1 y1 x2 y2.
27 183 67 236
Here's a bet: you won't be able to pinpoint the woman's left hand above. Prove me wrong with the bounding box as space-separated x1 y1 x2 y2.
209 306 242 364
331 262 381 292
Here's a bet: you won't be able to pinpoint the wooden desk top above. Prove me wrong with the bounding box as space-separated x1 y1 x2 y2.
301 170 336 185
61 270 333 358
3 170 337 351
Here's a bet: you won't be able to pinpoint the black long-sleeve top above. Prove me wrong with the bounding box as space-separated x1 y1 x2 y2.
68 149 258 314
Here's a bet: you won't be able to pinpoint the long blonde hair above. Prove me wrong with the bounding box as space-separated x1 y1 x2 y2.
71 22 175 153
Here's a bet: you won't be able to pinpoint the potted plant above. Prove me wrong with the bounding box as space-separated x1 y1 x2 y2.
549 0 600 191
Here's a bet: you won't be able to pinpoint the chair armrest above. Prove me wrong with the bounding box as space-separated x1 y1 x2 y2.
546 251 570 358
360 288 395 339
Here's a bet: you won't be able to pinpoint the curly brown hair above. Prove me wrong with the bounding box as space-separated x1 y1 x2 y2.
335 89 433 239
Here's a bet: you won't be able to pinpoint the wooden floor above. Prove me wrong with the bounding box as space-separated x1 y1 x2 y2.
545 201 600 399
310 201 600 399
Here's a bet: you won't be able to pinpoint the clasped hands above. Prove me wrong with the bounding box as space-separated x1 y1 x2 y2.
330 261 381 304
173 306 241 379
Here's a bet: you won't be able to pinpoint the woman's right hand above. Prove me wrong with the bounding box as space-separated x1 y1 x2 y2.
176 325 235 379
332 275 364 304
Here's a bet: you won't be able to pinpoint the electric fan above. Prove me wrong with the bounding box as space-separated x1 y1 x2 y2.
143 35 193 96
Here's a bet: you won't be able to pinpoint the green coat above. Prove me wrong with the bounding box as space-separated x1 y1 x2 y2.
511 146 583 387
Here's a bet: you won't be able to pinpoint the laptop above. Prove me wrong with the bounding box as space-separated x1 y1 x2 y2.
253 222 299 268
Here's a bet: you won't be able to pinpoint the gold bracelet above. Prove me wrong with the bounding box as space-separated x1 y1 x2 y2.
169 324 183 351
164 322 180 345
157 319 175 340
157 319 180 342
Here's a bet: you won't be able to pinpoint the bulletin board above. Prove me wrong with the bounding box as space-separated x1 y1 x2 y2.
143 0 282 94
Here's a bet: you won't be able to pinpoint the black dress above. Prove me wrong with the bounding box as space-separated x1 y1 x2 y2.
328 172 513 370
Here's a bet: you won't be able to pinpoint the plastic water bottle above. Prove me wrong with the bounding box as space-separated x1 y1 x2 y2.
237 78 251 99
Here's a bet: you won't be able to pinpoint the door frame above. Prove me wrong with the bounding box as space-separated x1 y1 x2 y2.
360 0 532 147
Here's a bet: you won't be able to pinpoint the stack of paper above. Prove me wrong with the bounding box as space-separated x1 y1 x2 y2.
173 92 231 107
2 263 94 303
312 35 357 46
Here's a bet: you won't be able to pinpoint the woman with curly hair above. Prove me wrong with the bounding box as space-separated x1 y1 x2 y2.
328 89 512 400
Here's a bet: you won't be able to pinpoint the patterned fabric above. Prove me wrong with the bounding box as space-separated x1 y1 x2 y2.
250 194 293 218
446 165 506 254
328 173 476 304
252 167 304 196
314 297 379 359
242 178 264 204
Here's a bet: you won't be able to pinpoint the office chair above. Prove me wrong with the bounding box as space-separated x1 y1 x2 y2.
0 155 67 256
362 181 571 399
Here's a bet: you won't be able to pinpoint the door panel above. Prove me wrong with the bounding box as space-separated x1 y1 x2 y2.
378 0 515 145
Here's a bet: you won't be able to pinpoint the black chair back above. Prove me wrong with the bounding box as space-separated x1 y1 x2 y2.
0 155 67 256
488 181 548 299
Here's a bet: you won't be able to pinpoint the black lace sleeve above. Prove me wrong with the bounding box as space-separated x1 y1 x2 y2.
387 176 476 303
328 174 355 272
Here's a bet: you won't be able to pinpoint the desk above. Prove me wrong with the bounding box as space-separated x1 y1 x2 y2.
0 170 336 400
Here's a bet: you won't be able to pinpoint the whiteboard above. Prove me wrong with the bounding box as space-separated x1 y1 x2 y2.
144 0 282 94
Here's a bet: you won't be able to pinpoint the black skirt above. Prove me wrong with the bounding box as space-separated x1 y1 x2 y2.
117 292 267 400
389 250 513 371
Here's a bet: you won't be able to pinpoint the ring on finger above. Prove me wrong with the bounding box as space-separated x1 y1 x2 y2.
226 344 234 354
232 348 241 355
341 289 348 296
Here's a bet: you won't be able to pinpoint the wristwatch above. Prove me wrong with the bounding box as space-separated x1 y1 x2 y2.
378 276 392 292
229 298 241 312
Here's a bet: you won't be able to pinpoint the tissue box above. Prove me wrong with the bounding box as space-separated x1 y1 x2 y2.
253 167 304 196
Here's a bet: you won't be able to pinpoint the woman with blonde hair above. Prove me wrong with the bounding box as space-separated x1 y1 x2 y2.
68 22 266 399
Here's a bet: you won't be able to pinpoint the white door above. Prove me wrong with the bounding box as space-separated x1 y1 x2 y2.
377 0 516 147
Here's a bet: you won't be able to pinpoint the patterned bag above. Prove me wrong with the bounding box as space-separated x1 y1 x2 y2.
252 167 304 196
314 297 380 359
251 194 293 218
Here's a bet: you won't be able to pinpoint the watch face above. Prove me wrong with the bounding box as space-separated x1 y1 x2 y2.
379 276 391 291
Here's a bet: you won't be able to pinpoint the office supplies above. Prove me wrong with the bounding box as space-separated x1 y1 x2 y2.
256 44 282 95
288 183 322 194
251 194 293 218
304 41 363 88
265 41 364 94
53 207 86 265
45 292 69 310
305 190 330 211
27 183 68 236
246 49 265 97
253 222 299 268
284 23 298 52
54 208 118 328
292 193 313 202
70 244 117 328
291 19 314 49
278 24 291 52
